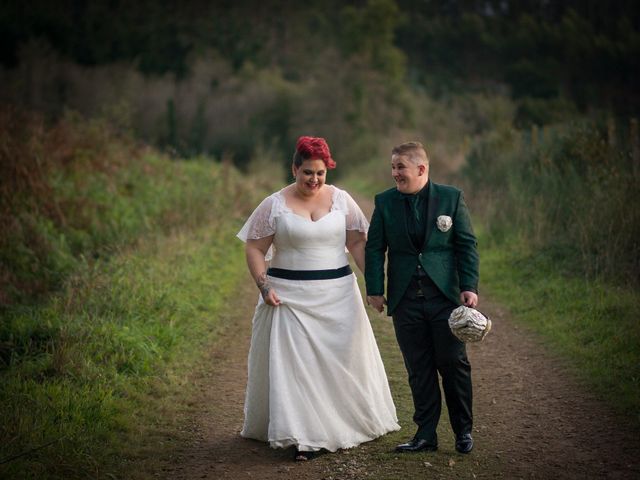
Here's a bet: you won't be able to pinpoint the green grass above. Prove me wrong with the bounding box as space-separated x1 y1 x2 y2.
0 134 280 478
478 230 640 425
1 108 258 307
0 218 251 479
3 152 238 304
464 118 640 286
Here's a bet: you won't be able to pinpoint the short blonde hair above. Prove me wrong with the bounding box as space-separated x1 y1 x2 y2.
391 141 429 164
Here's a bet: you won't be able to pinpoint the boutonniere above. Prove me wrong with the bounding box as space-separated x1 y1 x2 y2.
436 215 452 232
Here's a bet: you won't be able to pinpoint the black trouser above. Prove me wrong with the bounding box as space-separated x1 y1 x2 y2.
392 275 473 443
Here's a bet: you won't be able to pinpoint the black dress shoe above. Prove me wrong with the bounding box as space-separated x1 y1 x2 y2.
395 438 438 452
455 433 473 454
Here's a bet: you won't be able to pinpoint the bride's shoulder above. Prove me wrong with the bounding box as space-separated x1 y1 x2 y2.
250 189 284 215
328 185 358 212
263 187 293 216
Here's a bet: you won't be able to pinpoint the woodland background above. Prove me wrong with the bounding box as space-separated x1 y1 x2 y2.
1 1 639 477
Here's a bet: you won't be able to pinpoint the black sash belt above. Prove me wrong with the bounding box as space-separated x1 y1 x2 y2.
267 265 353 280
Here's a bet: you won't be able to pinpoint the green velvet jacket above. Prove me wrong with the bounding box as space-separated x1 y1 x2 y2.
364 182 479 315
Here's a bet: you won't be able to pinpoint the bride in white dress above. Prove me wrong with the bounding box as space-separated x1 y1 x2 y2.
237 136 399 460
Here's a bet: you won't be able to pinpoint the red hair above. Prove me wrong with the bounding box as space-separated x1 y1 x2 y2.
294 136 336 169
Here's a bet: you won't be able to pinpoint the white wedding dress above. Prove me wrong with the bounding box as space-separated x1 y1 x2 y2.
237 185 399 452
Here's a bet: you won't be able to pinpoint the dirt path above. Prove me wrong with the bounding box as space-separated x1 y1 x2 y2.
153 278 639 480
153 195 640 480
470 298 639 479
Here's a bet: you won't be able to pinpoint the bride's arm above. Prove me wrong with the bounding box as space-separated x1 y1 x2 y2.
246 236 280 306
346 230 367 274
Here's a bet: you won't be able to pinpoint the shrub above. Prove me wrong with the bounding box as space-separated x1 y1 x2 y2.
464 116 640 285
0 107 253 307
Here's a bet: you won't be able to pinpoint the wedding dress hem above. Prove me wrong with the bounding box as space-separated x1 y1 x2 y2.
240 425 401 452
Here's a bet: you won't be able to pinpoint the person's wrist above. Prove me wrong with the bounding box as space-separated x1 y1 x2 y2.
259 284 271 297
256 271 271 297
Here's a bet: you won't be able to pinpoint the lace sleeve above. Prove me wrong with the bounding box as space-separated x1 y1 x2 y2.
337 188 370 233
237 194 277 242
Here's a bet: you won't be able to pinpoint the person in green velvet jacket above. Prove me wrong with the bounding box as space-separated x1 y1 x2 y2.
365 141 479 455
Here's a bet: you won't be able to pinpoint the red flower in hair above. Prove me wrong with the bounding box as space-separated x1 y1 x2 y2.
296 136 336 169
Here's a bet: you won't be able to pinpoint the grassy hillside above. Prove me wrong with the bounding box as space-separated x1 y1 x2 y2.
465 117 639 285
0 107 266 307
0 109 278 478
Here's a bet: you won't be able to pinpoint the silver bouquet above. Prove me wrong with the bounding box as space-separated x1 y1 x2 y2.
448 306 492 343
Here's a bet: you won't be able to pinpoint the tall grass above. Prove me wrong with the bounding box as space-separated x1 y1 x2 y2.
0 107 250 307
464 117 640 286
0 223 254 479
0 108 280 477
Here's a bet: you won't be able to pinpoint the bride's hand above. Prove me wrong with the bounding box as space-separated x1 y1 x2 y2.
255 270 281 306
263 288 281 306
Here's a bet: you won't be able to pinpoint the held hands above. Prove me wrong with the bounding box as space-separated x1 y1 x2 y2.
460 291 478 309
367 295 386 313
